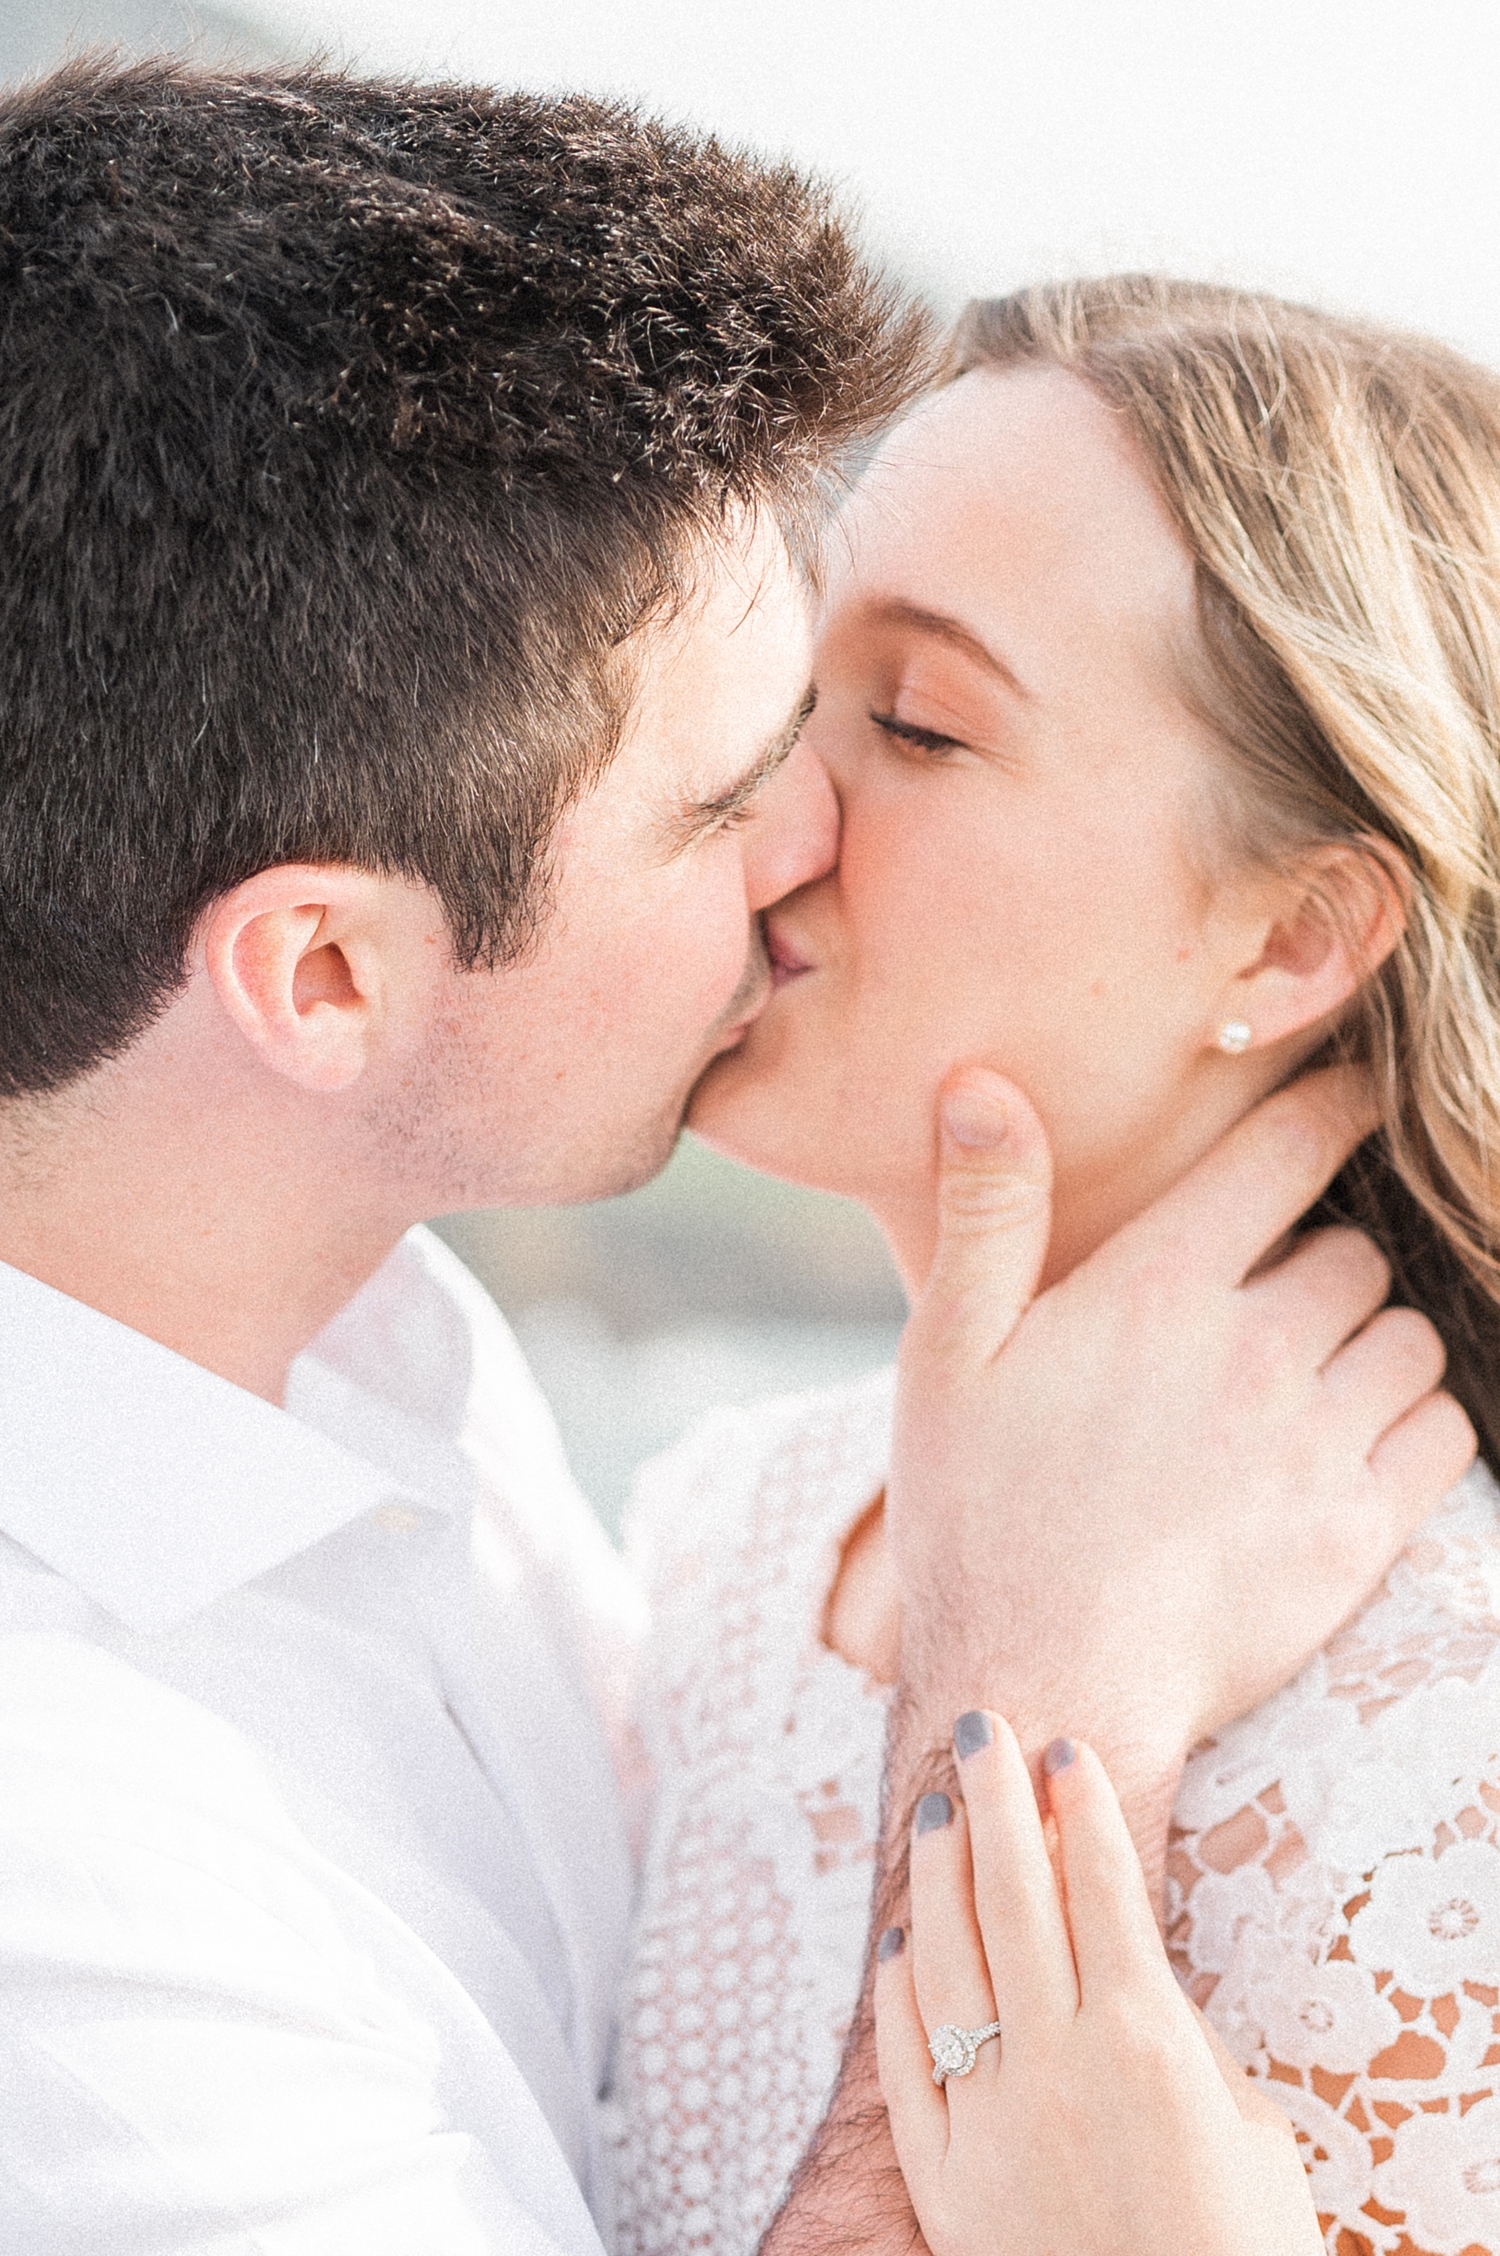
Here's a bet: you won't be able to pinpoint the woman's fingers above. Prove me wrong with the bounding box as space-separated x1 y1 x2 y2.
1043 1739 1182 2009
889 1732 1331 2256
952 1711 1078 2030
873 1924 950 2200
909 1789 999 2066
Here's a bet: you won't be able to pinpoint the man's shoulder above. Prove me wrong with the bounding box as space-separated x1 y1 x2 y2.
0 1623 474 2024
0 1627 345 1955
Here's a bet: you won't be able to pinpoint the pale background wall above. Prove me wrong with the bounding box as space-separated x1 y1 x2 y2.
3 0 1498 1524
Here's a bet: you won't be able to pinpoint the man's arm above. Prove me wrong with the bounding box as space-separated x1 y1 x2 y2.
764 1065 1473 2255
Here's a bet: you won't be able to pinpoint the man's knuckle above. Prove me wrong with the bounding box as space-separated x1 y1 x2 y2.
1367 1304 1446 1383
1311 1224 1390 1300
1382 1388 1476 1485
1118 1250 1193 1331
1351 1231 1393 1297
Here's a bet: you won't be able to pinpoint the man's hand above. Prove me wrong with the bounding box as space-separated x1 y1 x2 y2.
761 1065 1472 2256
888 1061 1474 1872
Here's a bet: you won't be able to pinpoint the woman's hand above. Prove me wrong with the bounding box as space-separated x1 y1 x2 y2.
874 1713 1323 2256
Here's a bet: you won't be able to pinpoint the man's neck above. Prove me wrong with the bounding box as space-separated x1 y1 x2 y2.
0 1019 409 1406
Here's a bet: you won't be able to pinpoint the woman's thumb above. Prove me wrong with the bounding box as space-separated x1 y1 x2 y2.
912 1069 1053 1366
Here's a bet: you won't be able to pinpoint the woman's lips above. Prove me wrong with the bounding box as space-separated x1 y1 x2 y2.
766 922 813 991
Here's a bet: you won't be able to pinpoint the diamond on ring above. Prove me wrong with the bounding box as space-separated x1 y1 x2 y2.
928 2019 1003 2084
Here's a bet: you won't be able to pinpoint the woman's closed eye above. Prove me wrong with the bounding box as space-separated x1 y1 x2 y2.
869 710 967 757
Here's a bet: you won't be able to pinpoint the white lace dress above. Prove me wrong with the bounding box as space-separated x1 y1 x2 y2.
607 1368 1500 2256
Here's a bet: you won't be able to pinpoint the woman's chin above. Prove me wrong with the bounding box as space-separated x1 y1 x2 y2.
686 1043 844 1193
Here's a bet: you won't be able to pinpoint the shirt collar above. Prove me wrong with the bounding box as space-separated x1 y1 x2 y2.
0 1259 440 1636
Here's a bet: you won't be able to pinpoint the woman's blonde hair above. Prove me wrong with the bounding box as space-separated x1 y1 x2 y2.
950 276 1500 1459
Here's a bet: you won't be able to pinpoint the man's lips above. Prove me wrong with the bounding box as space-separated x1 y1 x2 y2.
712 921 814 1058
716 980 773 1048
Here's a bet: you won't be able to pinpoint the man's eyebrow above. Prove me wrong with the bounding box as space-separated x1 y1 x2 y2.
870 599 1031 699
671 682 818 842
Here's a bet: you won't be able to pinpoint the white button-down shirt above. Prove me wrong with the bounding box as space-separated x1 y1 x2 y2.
0 1228 646 2255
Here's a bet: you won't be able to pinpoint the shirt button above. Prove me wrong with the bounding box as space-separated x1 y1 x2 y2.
374 1505 424 1533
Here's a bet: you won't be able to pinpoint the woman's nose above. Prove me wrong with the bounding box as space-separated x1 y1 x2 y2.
741 733 840 911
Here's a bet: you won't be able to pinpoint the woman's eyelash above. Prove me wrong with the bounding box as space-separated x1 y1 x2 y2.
869 710 964 754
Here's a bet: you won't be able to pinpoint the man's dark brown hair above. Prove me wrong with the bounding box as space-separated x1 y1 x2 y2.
0 58 925 1097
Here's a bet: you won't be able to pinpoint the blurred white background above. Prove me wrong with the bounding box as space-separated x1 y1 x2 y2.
4 0 1498 1524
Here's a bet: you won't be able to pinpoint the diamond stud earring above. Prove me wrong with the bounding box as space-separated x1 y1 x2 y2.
1217 1019 1253 1055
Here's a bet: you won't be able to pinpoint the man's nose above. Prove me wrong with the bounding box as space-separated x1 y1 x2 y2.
742 734 840 911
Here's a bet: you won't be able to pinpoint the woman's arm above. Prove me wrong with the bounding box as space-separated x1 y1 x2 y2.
874 1713 1323 2256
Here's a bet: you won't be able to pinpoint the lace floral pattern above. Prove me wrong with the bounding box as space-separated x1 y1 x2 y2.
609 1376 894 2256
1168 1474 1500 2256
611 1370 1500 2256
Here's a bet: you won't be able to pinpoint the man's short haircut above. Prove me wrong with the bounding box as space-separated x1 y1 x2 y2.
0 60 926 1097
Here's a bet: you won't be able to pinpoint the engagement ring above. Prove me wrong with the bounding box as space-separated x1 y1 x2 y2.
928 2019 1003 2084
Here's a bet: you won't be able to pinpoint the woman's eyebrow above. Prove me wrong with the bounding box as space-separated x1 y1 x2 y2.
870 599 1031 699
670 682 818 844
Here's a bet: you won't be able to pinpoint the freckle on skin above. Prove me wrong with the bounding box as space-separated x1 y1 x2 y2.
1089 979 1104 996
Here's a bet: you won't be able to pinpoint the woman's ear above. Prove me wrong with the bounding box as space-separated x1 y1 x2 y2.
1209 840 1408 1057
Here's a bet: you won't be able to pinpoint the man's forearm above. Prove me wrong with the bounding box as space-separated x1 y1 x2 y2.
757 1979 917 2256
758 1706 947 2256
888 1649 1189 1908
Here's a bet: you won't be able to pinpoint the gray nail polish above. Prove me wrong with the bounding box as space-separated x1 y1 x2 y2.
915 1790 954 1835
954 1710 993 1760
877 1925 905 1962
1042 1737 1076 1776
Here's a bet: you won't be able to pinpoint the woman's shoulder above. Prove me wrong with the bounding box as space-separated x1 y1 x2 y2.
1170 1465 1500 2247
1177 1459 1500 1847
621 1363 895 1607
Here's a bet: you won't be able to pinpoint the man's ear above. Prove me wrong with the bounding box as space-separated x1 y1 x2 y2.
199 866 396 1093
1211 841 1408 1055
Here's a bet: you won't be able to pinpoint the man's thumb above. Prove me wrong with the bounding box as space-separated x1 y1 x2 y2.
913 1069 1053 1365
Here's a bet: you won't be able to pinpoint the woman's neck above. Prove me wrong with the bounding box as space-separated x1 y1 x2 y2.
872 1065 1293 1301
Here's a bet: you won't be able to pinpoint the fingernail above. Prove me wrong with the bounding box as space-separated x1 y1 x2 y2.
954 1710 994 1760
877 1925 905 1962
941 1083 1011 1150
915 1790 954 1835
1042 1738 1076 1776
